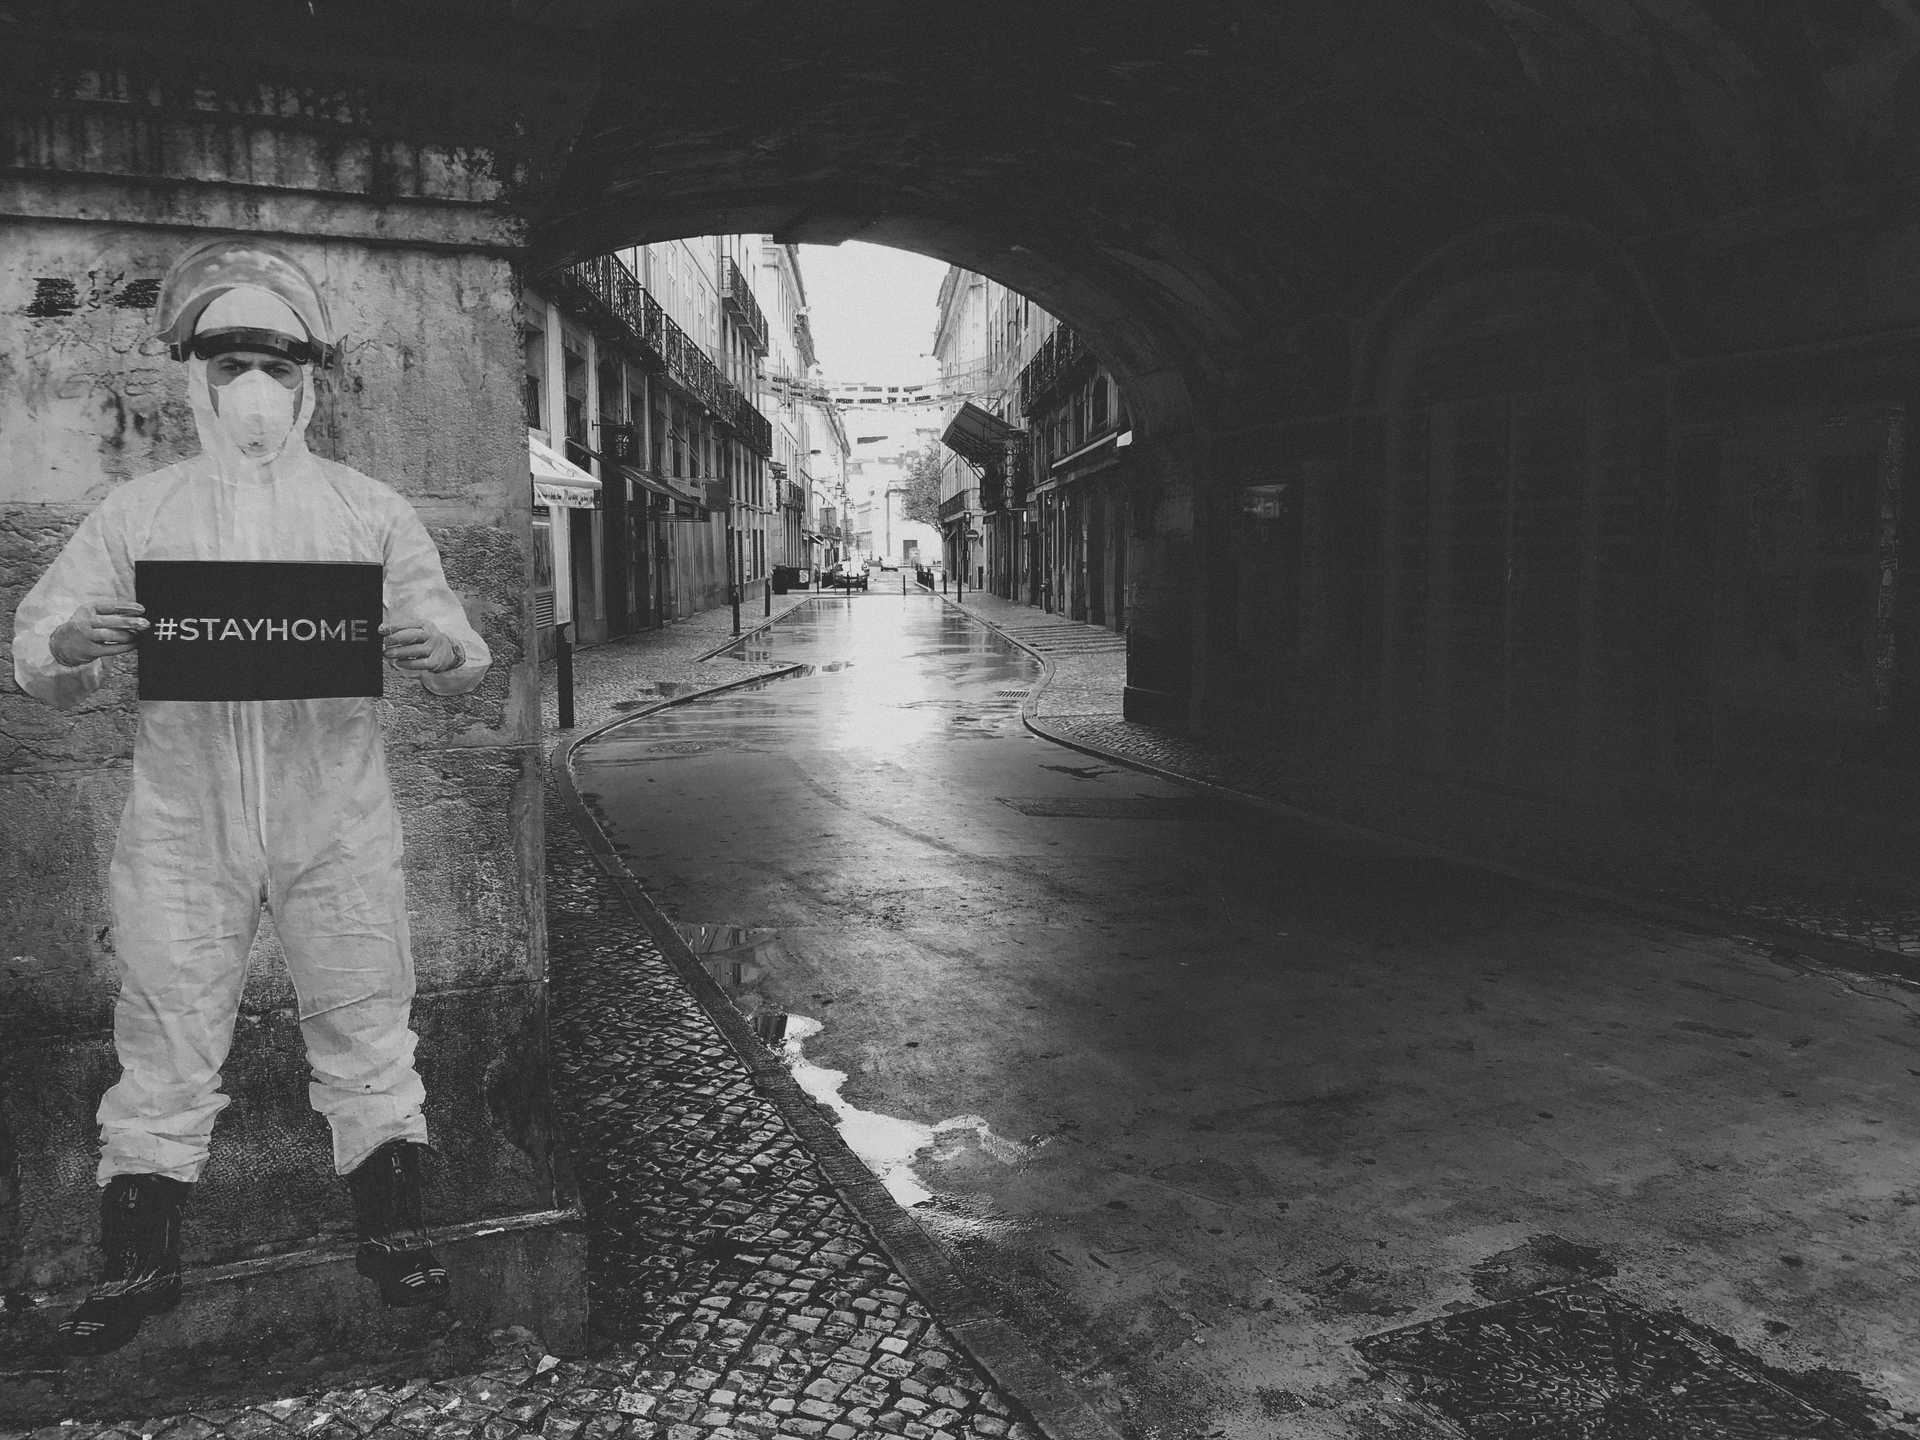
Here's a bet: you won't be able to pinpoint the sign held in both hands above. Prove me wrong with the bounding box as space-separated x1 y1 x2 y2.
134 560 385 701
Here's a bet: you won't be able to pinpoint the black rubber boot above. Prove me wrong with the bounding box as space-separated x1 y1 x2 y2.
345 1139 448 1308
57 1173 190 1355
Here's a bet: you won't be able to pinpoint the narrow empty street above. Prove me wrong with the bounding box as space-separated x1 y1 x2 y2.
570 593 1920 1438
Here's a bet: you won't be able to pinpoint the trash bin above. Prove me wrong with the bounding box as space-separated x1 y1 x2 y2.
772 565 795 594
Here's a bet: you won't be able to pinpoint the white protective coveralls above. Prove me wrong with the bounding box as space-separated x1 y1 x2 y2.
13 307 491 1186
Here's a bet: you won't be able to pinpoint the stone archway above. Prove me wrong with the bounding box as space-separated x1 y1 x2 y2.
12 0 1920 1407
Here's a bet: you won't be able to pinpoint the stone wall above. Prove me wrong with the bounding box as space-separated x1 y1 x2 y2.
0 20 591 1409
1191 209 1920 908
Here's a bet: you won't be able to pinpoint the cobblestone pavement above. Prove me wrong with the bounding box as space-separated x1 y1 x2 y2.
948 591 1920 964
7 591 1058 1440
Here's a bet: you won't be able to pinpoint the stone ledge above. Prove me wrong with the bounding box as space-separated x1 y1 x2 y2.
0 1206 586 1428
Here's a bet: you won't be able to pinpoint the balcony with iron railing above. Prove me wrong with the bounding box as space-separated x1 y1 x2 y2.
554 253 774 458
937 491 972 522
718 257 769 355
1016 324 1095 416
713 376 774 457
558 253 660 366
794 312 818 370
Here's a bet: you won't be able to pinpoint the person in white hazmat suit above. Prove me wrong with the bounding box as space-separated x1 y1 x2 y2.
12 238 490 1352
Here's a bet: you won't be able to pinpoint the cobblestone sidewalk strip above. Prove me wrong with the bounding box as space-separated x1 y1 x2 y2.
540 595 824 749
538 762 1056 1440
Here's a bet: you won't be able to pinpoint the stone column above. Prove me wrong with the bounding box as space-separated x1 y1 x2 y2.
0 25 594 1422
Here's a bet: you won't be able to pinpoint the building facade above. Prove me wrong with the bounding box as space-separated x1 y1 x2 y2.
1019 329 1131 627
848 435 940 570
931 268 1129 620
521 236 795 656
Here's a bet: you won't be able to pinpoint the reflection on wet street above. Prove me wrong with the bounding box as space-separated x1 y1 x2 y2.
581 594 1051 1204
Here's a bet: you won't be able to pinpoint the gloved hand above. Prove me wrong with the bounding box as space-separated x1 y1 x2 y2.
49 601 148 667
379 618 465 674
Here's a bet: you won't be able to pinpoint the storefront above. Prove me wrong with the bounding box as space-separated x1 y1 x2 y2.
530 431 601 660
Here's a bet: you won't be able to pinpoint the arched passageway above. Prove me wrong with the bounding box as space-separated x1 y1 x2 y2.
525 0 1920 900
11 0 1920 1405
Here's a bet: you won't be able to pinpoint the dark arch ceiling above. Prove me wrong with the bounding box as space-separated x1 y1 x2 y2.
527 0 1920 432
19 0 1918 434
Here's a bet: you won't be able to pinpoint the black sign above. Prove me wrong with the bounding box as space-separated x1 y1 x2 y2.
134 560 384 701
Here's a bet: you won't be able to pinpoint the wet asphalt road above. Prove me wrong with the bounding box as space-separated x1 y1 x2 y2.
572 593 1920 1439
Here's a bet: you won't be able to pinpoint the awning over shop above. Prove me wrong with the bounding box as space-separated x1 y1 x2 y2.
530 431 601 510
1036 427 1132 494
617 464 674 500
650 473 712 519
940 402 1020 470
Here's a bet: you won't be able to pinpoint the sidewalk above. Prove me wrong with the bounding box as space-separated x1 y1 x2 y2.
946 588 1920 972
539 591 821 749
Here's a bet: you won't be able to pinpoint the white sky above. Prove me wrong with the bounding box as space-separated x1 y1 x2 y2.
795 242 950 452
795 241 948 384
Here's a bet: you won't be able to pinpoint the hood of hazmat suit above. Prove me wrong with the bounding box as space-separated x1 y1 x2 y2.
11 241 492 1185
148 235 339 368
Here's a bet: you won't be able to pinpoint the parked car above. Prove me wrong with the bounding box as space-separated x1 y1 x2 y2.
824 562 868 590
877 556 899 571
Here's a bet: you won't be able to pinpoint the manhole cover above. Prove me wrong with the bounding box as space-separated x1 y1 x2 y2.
997 796 1215 819
1357 1285 1867 1437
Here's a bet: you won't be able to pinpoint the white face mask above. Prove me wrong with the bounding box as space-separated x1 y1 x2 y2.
213 368 301 461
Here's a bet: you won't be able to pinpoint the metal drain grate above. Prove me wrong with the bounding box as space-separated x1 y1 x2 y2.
996 689 1029 697
1356 1285 1868 1437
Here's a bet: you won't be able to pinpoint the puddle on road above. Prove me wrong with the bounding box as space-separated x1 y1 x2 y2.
782 1015 938 1206
680 922 784 1000
676 921 1038 1210
780 1016 1040 1210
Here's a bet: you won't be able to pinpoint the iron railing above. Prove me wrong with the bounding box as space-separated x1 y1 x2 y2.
719 257 769 355
714 378 773 456
1016 324 1095 416
555 253 774 458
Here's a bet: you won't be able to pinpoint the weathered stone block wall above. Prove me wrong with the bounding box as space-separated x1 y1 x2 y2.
0 221 554 1290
